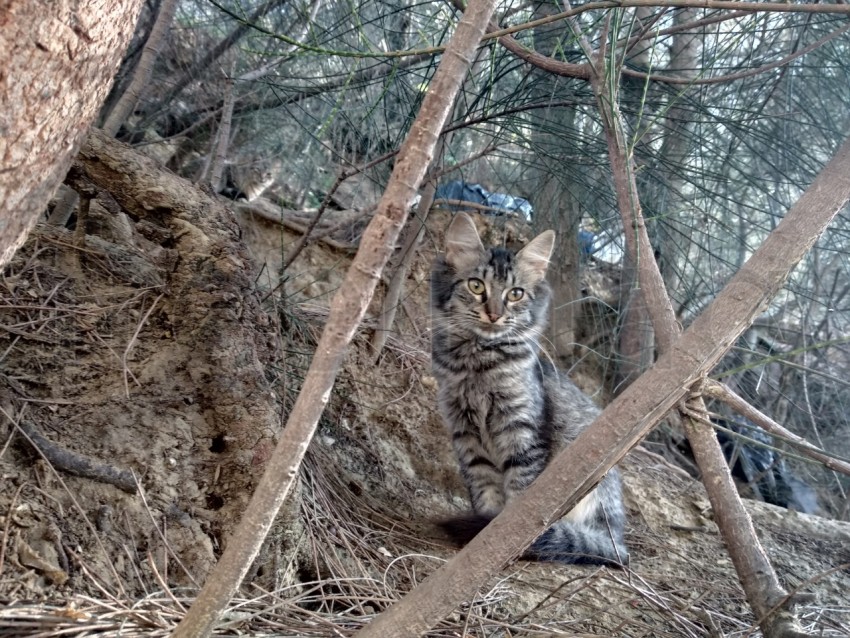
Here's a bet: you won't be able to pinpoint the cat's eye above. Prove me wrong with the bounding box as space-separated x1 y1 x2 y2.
506 287 525 302
467 278 485 295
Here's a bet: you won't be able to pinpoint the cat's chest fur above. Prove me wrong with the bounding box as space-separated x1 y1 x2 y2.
433 333 547 460
436 336 539 400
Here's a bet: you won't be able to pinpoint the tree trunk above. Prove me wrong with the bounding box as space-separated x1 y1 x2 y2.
654 8 701 299
0 0 146 265
616 257 655 390
617 9 701 390
48 0 178 228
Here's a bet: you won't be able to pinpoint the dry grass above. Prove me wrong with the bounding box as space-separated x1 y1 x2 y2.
3 436 848 637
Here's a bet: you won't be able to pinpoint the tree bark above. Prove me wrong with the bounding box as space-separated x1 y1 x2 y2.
170 0 502 634
48 0 179 228
0 0 146 266
351 136 850 637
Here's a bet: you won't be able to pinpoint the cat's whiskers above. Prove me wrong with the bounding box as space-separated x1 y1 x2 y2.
520 325 558 377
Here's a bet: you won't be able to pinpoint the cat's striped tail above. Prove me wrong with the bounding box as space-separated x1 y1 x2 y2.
438 514 628 567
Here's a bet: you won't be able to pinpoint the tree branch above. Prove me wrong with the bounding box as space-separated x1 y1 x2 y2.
208 79 235 193
590 31 845 635
151 0 287 116
169 0 504 633
624 21 850 85
703 379 850 477
102 0 179 136
485 0 850 45
368 181 435 360
482 2 850 87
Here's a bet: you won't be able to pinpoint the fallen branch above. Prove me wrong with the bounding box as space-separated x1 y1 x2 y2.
15 420 136 493
238 203 358 251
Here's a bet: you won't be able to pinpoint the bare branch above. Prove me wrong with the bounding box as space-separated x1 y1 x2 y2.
102 0 179 136
151 0 287 115
625 22 850 85
277 147 401 275
484 2 850 86
170 0 504 633
485 0 850 44
704 379 850 477
208 79 235 193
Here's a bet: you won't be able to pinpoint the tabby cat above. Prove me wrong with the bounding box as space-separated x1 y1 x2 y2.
430 212 627 565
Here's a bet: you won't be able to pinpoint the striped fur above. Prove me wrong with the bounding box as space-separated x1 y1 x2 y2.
431 213 627 566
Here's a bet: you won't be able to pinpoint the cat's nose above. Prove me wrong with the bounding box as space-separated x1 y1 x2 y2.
487 312 501 323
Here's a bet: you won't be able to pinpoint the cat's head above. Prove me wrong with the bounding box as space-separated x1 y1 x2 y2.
432 213 555 340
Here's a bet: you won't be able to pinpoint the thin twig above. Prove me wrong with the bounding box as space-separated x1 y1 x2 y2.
703 379 850 477
123 293 164 398
148 552 189 613
136 476 199 588
280 151 395 272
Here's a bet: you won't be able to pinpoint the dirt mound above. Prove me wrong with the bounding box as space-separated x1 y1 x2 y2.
1 184 848 635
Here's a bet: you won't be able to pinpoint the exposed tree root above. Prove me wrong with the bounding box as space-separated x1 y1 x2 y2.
16 420 137 493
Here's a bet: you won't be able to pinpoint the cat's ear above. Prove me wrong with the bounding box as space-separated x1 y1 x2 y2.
516 230 555 282
445 213 485 271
